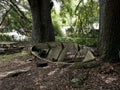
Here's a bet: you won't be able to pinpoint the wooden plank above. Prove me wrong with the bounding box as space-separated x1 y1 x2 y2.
0 42 19 49
0 48 6 54
32 43 49 51
57 47 67 62
34 43 49 49
47 42 62 61
57 43 78 62
31 42 83 62
1 42 17 44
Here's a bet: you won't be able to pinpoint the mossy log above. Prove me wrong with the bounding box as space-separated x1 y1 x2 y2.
69 60 102 69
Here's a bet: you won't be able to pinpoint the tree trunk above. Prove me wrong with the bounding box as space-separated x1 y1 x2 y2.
99 0 120 62
28 0 55 43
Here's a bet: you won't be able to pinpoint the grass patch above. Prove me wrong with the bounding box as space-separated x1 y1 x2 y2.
0 51 28 61
56 36 98 46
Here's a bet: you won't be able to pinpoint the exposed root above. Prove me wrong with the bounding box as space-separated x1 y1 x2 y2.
0 67 30 79
31 51 73 65
69 60 103 69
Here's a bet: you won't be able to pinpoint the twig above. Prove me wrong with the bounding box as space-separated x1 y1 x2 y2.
9 0 31 23
0 6 12 26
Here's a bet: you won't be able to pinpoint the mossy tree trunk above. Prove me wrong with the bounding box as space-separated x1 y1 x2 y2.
28 0 55 43
99 0 120 62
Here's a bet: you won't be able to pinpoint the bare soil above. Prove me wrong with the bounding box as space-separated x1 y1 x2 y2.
0 51 120 90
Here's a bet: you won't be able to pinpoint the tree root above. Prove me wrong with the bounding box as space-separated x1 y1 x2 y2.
31 51 103 69
69 60 103 69
0 67 30 79
31 51 73 65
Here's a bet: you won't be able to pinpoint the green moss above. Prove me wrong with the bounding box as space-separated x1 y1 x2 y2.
69 61 102 69
0 51 28 61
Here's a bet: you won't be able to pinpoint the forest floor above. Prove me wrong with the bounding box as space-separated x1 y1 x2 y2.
0 45 120 90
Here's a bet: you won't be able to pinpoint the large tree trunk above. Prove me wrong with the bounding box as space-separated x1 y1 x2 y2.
99 0 120 62
28 0 55 43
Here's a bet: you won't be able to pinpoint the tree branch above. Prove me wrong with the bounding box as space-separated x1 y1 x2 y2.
0 6 12 26
9 0 31 23
0 3 7 10
75 0 83 14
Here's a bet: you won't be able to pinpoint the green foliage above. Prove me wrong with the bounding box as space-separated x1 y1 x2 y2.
57 0 99 32
4 8 32 34
0 51 28 61
53 0 99 46
0 0 32 35
53 21 64 36
0 0 99 46
56 36 98 46
51 8 64 37
0 34 12 41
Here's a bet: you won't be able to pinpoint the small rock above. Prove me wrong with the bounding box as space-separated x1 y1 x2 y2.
27 73 31 76
48 68 59 76
40 86 47 89
59 68 68 75
105 77 117 84
71 74 88 88
83 50 95 62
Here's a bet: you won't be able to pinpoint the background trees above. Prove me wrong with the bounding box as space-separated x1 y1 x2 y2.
0 0 99 45
52 0 99 46
0 0 31 35
0 0 120 63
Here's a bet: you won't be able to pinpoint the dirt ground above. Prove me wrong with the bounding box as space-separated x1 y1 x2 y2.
0 50 120 90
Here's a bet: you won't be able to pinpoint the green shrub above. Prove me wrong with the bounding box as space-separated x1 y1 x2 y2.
53 21 64 36
55 36 98 47
0 34 12 41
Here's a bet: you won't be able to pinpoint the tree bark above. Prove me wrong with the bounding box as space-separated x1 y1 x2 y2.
28 0 55 43
99 0 120 62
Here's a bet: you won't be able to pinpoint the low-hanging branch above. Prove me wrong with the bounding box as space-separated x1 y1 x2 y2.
0 6 12 26
9 0 31 23
75 0 83 14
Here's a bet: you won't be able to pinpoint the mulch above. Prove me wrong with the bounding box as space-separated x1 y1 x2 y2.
0 49 120 90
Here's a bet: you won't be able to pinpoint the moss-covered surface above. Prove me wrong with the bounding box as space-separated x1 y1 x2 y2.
0 51 28 61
